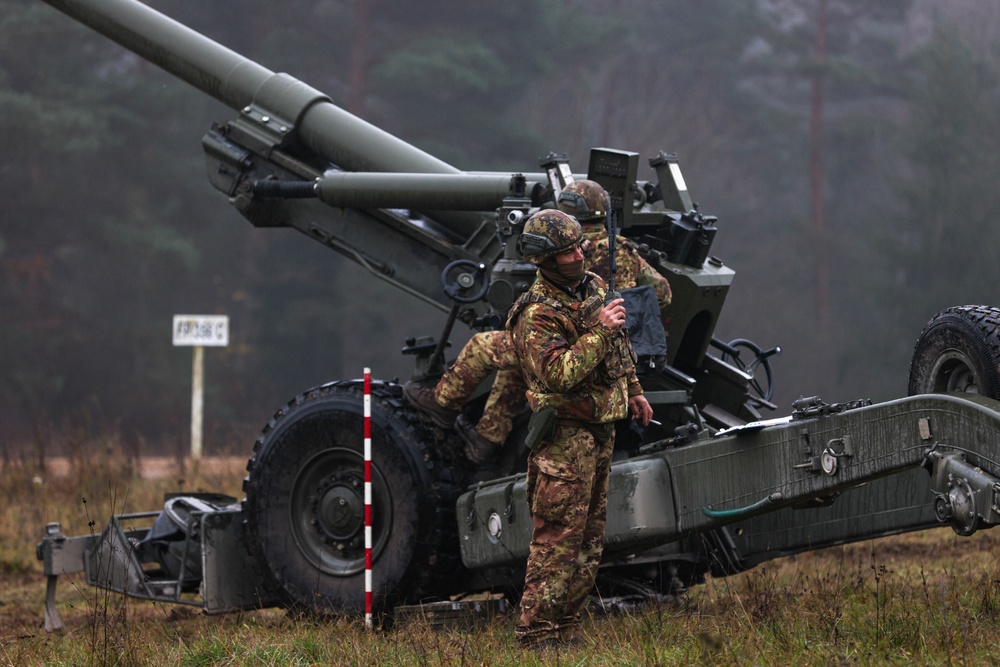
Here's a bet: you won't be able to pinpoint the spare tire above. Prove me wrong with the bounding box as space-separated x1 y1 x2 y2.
243 381 463 615
907 305 1000 399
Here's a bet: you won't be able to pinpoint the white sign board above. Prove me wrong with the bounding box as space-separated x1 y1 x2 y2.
173 315 229 347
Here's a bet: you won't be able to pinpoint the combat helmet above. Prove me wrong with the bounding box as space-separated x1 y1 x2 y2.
517 209 583 263
557 179 610 223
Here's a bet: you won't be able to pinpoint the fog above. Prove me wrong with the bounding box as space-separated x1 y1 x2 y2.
3 0 999 454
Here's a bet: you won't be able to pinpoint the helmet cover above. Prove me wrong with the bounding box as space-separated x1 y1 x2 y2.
517 209 583 262
556 179 610 222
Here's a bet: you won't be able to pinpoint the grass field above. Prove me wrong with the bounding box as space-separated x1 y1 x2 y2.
3 446 1000 666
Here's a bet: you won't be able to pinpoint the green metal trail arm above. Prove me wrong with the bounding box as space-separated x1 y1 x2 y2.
458 393 1000 567
664 394 985 532
630 393 1000 550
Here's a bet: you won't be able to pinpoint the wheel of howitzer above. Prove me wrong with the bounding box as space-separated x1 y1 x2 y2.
908 305 1000 399
243 381 463 615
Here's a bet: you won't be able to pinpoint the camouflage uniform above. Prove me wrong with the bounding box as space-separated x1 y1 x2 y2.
427 226 668 450
582 223 672 316
435 331 517 408
433 330 525 446
420 180 668 457
507 268 642 646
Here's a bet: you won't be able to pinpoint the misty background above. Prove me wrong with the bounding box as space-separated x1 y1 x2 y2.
2 0 999 456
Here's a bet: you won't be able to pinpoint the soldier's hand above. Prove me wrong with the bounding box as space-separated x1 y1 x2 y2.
629 394 653 426
599 298 626 329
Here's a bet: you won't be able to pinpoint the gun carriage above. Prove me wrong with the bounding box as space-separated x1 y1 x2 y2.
35 0 1000 629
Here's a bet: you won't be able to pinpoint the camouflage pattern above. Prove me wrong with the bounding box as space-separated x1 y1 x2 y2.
434 228 657 444
433 331 524 446
475 367 526 445
435 331 516 409
584 229 672 314
558 178 672 313
507 273 641 423
516 422 614 645
557 179 609 222
507 269 644 643
432 198 666 449
517 209 583 262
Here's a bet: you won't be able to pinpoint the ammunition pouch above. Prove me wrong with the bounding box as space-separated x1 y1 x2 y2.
524 408 558 451
600 328 637 383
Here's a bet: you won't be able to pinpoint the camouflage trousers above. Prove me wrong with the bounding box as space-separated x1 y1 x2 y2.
435 331 525 445
517 423 615 644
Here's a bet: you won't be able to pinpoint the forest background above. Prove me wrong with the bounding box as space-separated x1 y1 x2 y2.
2 0 999 456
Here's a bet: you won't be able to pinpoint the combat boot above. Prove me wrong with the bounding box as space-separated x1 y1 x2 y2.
515 624 562 651
402 381 458 428
456 414 500 465
557 617 585 647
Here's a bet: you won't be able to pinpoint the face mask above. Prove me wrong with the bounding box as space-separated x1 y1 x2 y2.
541 258 585 287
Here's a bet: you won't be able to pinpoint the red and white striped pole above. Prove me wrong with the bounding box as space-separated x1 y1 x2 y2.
364 367 373 628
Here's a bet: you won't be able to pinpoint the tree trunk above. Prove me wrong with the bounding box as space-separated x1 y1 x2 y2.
348 0 374 116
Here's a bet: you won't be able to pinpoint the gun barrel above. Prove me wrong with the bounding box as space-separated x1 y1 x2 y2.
317 173 538 211
41 0 460 177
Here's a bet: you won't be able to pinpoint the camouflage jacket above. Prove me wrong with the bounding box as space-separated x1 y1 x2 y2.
506 271 642 423
582 227 672 314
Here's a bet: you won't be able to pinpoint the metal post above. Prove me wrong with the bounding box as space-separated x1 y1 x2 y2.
174 314 228 462
191 345 204 461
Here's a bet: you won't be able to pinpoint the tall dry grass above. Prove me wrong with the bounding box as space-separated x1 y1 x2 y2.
3 436 1000 665
1 432 247 575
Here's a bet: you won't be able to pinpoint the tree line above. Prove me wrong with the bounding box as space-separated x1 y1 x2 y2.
2 0 998 453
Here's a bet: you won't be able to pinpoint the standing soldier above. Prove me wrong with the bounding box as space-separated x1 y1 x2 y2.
507 208 652 649
403 180 669 465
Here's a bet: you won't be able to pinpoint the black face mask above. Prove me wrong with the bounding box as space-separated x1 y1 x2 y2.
540 258 586 287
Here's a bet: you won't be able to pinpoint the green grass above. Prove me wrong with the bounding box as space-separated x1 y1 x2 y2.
4 443 1000 666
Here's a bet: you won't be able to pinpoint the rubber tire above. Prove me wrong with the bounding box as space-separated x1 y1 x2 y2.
908 305 1000 399
242 381 462 614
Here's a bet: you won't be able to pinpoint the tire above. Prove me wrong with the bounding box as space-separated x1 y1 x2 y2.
242 381 463 614
907 305 1000 400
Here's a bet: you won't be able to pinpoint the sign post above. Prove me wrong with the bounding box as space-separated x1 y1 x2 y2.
172 315 229 461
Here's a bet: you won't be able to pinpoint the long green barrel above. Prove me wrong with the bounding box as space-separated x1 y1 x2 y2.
40 0 461 177
315 173 529 211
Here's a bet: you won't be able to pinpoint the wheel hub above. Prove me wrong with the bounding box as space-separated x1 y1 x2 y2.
930 350 980 394
289 446 395 576
312 473 364 547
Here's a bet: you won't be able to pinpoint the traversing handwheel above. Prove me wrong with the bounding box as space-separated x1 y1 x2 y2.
718 338 781 403
441 259 489 304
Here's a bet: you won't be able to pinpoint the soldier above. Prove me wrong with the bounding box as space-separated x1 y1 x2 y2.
403 179 670 464
402 329 521 464
508 208 652 648
557 179 671 318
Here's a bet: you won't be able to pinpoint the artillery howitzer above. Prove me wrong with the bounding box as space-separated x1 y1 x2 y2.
36 0 1000 630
